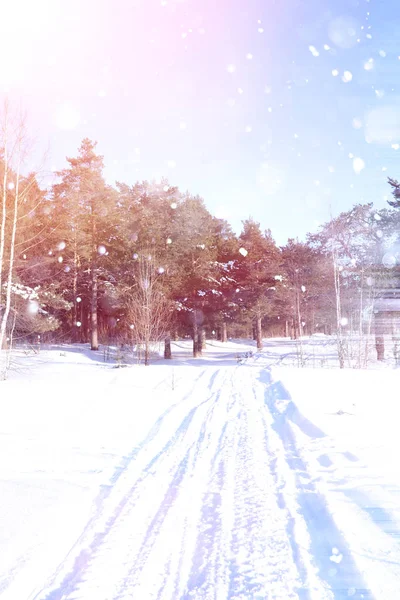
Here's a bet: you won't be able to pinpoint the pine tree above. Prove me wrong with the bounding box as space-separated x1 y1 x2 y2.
234 219 281 349
52 139 117 350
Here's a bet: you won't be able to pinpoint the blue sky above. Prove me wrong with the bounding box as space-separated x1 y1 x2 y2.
3 0 400 244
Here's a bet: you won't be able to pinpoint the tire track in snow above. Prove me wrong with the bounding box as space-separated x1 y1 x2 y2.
259 368 373 600
251 372 332 600
112 369 236 600
226 368 302 600
33 367 221 600
182 378 241 599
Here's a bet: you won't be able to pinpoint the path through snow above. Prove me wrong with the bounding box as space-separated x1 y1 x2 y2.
1 344 400 599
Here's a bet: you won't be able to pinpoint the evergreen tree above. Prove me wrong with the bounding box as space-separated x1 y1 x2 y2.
51 139 117 349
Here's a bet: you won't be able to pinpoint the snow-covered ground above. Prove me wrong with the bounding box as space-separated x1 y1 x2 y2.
1 339 400 599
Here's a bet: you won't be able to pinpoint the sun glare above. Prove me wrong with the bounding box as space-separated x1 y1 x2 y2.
0 0 58 85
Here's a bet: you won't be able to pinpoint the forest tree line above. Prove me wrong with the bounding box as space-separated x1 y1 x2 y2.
1 109 400 371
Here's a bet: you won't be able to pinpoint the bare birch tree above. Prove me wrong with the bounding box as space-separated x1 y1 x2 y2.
0 104 29 377
127 251 172 365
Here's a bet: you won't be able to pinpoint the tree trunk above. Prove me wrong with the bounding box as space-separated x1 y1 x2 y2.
193 311 200 357
144 340 149 365
252 324 257 341
91 266 99 350
295 288 303 339
197 327 204 355
375 313 385 361
332 249 346 368
285 320 289 338
291 317 296 340
0 103 8 305
201 328 206 350
164 335 172 359
82 307 89 343
90 200 99 350
221 320 227 342
256 316 263 350
0 141 20 375
72 238 80 342
72 262 77 342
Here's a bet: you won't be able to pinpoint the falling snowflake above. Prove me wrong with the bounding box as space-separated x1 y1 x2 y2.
392 143 400 150
246 53 253 60
364 58 374 70
332 69 339 76
353 157 365 174
227 64 236 73
98 245 106 255
379 49 386 57
342 70 353 83
308 45 319 57
239 247 248 257
27 300 39 315
352 117 362 129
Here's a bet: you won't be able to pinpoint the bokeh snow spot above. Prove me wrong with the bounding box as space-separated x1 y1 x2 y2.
353 157 365 174
342 71 353 83
328 17 359 49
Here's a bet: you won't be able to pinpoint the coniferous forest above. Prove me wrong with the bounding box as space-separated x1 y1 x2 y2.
2 111 400 373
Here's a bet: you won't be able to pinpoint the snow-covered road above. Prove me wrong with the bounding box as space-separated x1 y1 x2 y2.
29 364 328 600
1 344 400 599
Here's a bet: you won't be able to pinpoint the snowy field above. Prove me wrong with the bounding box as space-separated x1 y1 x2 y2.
1 339 400 599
